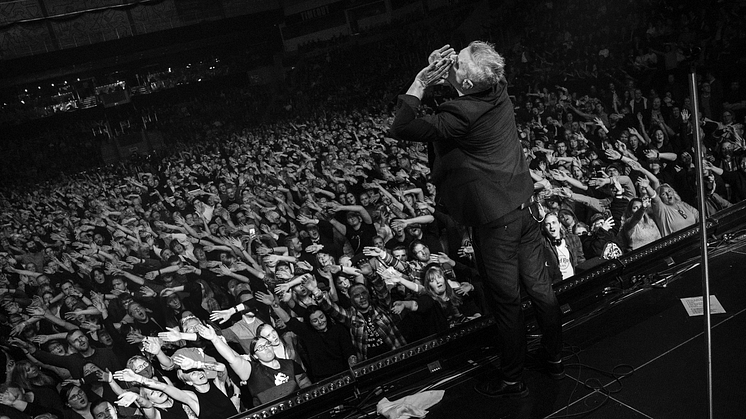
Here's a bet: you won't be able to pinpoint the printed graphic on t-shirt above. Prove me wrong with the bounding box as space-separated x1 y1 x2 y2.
274 372 290 386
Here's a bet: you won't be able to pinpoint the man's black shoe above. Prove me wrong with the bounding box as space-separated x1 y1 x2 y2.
546 359 566 380
531 348 566 380
474 379 529 398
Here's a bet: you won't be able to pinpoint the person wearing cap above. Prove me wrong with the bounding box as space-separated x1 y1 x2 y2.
390 42 563 398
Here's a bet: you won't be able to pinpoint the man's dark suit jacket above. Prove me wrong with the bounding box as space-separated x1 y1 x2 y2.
390 79 533 226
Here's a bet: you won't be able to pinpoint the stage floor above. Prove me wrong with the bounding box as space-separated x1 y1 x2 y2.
367 238 746 419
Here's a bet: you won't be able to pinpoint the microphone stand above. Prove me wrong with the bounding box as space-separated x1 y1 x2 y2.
687 67 713 419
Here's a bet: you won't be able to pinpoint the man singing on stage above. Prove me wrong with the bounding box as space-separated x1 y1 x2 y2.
389 41 564 398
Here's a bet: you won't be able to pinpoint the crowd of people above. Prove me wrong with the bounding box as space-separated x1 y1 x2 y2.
0 0 745 417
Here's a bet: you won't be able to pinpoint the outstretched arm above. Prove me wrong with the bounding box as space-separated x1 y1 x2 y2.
196 324 252 381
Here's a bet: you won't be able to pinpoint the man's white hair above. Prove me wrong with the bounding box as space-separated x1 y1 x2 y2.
465 41 505 90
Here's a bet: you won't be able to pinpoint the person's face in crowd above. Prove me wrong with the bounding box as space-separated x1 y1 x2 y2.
412 243 430 262
288 236 302 252
253 338 276 362
193 247 206 261
634 89 642 100
392 248 407 262
68 331 90 353
259 325 281 346
349 285 371 311
40 291 54 307
266 210 280 224
652 97 661 110
427 269 447 296
346 212 361 227
683 97 691 108
723 111 734 125
654 129 665 144
175 199 186 210
183 367 209 386
307 225 321 240
83 362 103 378
48 341 66 355
606 166 620 177
293 283 309 298
23 261 38 273
574 223 589 236
209 223 218 235
143 387 169 405
425 182 437 197
3 300 20 315
111 277 127 292
92 269 105 284
628 133 639 149
61 281 77 296
659 186 676 205
359 193 370 206
559 212 575 229
184 213 195 226
329 266 350 288
172 242 184 255
649 160 661 174
543 214 562 240
128 302 149 322
66 386 89 410
218 184 227 194
98 330 113 347
275 264 293 280
166 294 182 310
407 224 423 239
681 152 693 167
630 200 643 213
373 236 385 249
93 401 118 419
314 250 332 268
309 310 328 332
180 315 202 333
93 233 105 246
23 362 40 379
556 142 567 155
161 248 174 261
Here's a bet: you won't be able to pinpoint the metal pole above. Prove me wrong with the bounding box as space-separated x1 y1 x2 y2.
687 69 713 419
